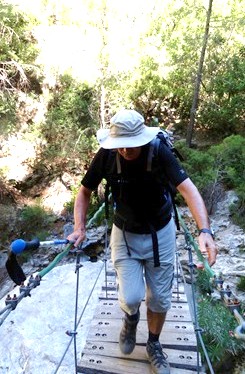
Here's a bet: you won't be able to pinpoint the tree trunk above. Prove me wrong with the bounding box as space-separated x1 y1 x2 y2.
100 84 106 128
186 0 213 147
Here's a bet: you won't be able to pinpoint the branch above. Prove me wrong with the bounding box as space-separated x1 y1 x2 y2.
0 60 30 92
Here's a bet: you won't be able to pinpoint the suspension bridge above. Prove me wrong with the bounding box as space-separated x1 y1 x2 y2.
0 209 244 373
77 258 201 374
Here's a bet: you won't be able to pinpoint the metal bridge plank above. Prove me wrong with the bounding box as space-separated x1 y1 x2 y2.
78 267 204 373
82 341 199 367
78 352 198 374
94 300 192 322
86 319 197 348
99 290 188 302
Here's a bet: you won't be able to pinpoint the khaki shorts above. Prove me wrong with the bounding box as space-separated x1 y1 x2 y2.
110 218 176 315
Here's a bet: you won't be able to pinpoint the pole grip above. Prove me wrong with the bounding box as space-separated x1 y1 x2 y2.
10 238 40 254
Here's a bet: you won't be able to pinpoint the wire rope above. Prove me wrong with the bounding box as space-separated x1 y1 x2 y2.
53 257 105 374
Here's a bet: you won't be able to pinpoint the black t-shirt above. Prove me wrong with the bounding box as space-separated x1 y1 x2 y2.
82 142 188 233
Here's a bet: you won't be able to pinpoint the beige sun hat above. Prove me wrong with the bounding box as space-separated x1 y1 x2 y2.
97 109 159 149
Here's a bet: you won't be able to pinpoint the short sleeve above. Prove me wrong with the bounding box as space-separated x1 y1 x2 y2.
157 142 188 187
81 148 109 190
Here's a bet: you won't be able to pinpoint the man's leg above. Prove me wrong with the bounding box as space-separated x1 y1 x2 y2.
115 257 143 354
147 309 166 336
110 225 145 354
145 219 176 373
146 309 171 374
119 307 140 354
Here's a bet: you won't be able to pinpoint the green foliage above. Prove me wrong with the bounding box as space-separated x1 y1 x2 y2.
174 136 245 228
210 135 245 190
88 201 114 229
0 93 17 135
98 72 133 115
63 185 80 214
198 296 245 369
155 2 206 122
41 74 99 168
237 276 245 292
0 0 40 131
210 135 245 228
196 269 213 294
200 52 245 136
87 191 105 224
174 140 216 192
141 0 245 138
129 57 169 113
0 1 37 63
19 201 56 239
64 182 113 228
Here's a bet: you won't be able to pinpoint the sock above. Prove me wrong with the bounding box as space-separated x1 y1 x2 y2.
148 331 160 342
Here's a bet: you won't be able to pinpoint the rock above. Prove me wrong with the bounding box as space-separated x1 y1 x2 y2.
211 289 222 301
63 223 74 238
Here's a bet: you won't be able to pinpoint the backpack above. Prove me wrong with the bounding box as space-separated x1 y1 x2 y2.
104 130 184 230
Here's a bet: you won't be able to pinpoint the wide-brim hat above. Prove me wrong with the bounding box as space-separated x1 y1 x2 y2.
97 109 159 149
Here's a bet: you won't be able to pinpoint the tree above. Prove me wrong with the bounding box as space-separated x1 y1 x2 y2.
0 1 38 92
0 0 39 133
186 0 213 146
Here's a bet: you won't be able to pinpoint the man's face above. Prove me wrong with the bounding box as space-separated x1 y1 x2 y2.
117 147 141 161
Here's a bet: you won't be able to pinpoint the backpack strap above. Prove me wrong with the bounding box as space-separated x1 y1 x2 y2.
116 152 122 174
147 137 160 172
104 181 110 220
104 150 118 220
147 134 180 230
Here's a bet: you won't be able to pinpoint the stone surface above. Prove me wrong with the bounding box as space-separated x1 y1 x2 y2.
0 260 105 374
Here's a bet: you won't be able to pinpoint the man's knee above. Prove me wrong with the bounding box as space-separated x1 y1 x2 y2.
119 294 142 315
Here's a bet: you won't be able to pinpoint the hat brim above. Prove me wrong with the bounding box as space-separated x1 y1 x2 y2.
97 126 159 149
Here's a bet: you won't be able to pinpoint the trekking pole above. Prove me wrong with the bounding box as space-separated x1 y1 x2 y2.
1 244 73 326
53 204 109 372
6 238 71 285
64 246 83 374
53 246 105 374
2 238 98 326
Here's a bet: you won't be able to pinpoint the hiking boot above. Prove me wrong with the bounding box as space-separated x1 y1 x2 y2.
119 313 139 354
146 340 170 374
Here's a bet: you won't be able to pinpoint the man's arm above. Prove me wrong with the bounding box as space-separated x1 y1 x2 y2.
177 177 218 266
67 185 92 247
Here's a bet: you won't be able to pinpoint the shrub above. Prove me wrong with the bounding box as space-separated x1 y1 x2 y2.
175 136 245 228
199 53 245 137
210 135 245 228
198 296 245 372
174 140 216 192
19 201 56 239
237 276 245 292
63 185 80 214
196 269 213 294
42 74 99 167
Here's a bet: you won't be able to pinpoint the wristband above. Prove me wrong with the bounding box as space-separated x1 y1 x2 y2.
198 228 214 238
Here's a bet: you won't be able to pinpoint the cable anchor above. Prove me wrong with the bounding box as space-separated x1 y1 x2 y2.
66 330 78 337
5 294 18 310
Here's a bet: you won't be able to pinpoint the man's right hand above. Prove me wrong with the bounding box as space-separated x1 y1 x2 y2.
67 228 86 248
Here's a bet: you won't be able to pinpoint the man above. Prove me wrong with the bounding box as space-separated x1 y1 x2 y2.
68 109 217 374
